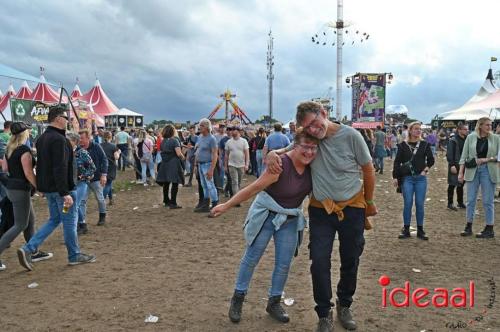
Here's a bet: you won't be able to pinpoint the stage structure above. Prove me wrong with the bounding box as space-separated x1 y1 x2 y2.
207 89 252 125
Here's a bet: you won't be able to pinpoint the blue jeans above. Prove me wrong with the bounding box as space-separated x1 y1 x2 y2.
23 191 80 261
103 179 113 200
402 175 427 226
75 181 88 224
466 165 495 225
198 162 218 202
117 144 129 170
78 181 106 223
256 150 263 177
141 158 155 182
235 213 298 297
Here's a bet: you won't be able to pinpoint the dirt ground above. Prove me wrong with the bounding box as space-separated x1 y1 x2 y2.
0 154 499 332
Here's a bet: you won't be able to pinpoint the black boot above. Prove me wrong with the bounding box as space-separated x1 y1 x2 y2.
447 203 458 211
336 299 357 330
457 203 466 209
97 213 106 226
417 226 429 240
77 223 88 235
266 295 289 323
476 225 494 238
228 291 245 323
460 222 473 236
211 201 219 209
398 225 411 239
194 199 210 213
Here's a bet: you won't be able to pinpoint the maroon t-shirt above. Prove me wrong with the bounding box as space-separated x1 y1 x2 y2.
264 154 312 208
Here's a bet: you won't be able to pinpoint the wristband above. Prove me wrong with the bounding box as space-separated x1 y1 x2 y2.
366 200 375 205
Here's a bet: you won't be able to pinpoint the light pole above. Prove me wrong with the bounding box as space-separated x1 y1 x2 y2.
267 30 275 122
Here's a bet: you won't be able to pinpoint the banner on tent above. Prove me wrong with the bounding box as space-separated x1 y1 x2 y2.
351 73 386 123
10 98 52 124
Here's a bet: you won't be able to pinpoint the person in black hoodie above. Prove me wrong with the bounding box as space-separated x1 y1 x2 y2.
17 106 96 271
446 124 468 210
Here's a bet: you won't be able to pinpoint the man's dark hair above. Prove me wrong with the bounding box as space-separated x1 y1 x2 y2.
376 125 382 130
296 101 322 126
403 124 408 130
274 123 282 132
48 105 68 123
120 126 125 131
3 121 12 129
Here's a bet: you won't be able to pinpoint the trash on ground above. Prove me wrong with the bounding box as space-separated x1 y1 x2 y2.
144 314 159 323
412 268 421 273
28 282 39 289
133 206 139 210
284 298 295 306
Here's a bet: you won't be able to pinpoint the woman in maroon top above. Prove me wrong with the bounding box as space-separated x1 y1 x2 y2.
211 129 319 324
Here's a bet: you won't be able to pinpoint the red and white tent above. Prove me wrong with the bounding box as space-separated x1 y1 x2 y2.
31 75 60 103
0 84 15 113
81 79 119 116
0 88 3 98
71 83 83 99
15 81 32 99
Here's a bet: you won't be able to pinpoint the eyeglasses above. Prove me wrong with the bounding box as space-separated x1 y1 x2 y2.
297 144 318 152
302 112 322 133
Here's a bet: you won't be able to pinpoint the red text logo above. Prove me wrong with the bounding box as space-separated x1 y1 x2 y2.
379 275 475 308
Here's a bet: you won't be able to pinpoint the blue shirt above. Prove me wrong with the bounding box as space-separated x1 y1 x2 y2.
265 132 290 151
195 134 217 163
86 141 108 181
116 131 130 145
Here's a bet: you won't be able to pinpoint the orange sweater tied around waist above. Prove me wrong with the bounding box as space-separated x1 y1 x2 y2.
309 190 373 230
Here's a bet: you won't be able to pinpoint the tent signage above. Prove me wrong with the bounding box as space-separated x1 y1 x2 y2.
10 98 52 124
351 73 386 123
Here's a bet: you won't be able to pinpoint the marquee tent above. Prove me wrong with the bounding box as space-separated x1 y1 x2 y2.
0 88 3 98
0 84 15 113
104 108 143 128
81 80 119 116
15 81 32 99
31 75 60 103
71 83 83 99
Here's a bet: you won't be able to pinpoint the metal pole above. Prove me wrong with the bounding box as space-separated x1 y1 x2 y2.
267 30 274 122
336 0 343 121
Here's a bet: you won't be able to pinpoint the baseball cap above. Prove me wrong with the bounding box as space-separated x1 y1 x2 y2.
10 122 31 135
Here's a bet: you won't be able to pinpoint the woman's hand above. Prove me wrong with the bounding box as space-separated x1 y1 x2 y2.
458 174 464 184
265 151 282 174
420 167 429 176
392 178 399 187
210 203 229 217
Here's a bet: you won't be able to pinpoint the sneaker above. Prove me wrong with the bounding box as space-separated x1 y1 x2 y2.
17 247 33 271
68 253 96 266
31 251 54 263
169 204 182 209
0 260 6 271
447 204 458 211
457 203 466 209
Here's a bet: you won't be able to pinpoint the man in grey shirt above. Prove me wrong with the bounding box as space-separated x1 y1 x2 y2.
373 125 386 174
268 101 377 332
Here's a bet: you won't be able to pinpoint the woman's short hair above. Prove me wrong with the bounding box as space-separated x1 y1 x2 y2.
162 124 176 138
66 132 80 144
294 127 320 145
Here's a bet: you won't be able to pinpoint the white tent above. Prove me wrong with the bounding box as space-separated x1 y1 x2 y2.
439 69 499 121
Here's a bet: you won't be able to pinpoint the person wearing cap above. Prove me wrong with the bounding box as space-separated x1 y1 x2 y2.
0 122 53 271
17 106 96 271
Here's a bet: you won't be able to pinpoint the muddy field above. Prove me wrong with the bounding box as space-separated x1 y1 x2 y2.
0 155 498 331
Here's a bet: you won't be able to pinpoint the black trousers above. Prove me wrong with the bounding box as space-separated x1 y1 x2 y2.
309 206 365 318
447 184 464 205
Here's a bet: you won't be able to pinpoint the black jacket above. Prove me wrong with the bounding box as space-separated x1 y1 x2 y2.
446 135 466 168
86 141 108 182
36 126 75 196
392 140 435 178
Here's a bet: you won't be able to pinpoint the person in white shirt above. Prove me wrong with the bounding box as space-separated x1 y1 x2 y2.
225 127 249 198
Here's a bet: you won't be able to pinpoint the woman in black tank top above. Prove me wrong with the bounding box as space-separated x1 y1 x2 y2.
210 129 319 324
0 122 52 271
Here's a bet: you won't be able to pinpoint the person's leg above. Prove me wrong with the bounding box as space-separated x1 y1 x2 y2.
148 158 155 180
78 182 89 225
89 181 106 215
198 163 209 200
135 155 142 180
237 167 243 192
466 174 481 223
171 183 179 206
23 193 63 254
60 191 81 261
478 167 495 226
22 200 35 243
309 206 336 318
229 166 239 195
269 218 299 297
234 213 275 294
457 184 465 206
200 162 218 204
447 185 455 205
378 156 384 173
103 179 111 200
414 175 427 227
0 190 32 254
141 161 147 183
256 150 263 177
163 182 171 205
401 176 415 226
336 207 365 307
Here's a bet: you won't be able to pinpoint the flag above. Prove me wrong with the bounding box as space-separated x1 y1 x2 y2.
491 57 497 62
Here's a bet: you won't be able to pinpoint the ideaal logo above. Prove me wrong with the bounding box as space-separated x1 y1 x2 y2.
378 275 474 308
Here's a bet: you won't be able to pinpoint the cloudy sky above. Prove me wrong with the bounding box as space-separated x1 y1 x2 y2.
0 0 499 123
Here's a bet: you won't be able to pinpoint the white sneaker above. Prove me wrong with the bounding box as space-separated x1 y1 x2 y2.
0 261 6 271
143 183 149 187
